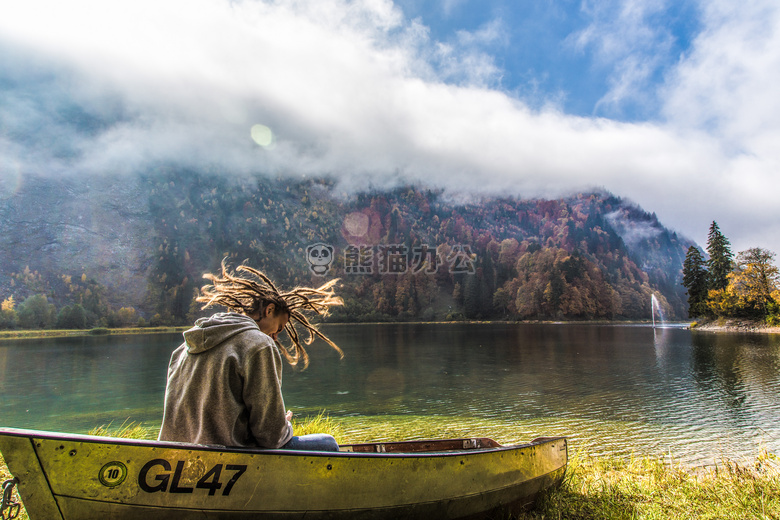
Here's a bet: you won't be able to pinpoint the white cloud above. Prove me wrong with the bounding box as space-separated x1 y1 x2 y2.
571 0 674 117
0 0 779 255
455 18 508 48
660 0 780 253
664 0 780 149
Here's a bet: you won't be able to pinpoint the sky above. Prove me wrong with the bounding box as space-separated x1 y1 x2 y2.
1 0 779 256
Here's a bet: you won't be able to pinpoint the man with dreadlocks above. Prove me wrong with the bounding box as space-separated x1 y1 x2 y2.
158 261 344 451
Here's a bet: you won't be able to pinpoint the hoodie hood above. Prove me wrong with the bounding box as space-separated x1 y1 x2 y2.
183 312 261 354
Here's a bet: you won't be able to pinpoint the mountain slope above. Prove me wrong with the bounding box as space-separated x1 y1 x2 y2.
0 171 694 325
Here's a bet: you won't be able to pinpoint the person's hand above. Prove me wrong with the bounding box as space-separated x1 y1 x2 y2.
285 410 293 422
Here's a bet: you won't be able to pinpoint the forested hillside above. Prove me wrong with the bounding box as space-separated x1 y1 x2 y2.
0 170 693 328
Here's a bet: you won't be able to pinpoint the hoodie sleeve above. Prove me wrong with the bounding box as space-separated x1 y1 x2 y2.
241 334 294 448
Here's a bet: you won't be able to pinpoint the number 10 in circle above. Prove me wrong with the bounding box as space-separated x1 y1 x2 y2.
99 461 128 487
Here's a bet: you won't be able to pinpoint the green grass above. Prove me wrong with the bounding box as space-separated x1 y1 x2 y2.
2 416 779 520
291 410 346 439
86 419 156 439
518 448 780 520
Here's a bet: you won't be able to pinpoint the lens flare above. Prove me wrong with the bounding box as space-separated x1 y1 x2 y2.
0 160 24 200
250 124 274 148
344 212 369 238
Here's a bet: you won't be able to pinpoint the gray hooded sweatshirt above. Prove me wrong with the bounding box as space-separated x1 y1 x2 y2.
158 312 294 448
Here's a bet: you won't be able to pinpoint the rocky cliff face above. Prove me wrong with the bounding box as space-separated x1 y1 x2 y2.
0 174 154 309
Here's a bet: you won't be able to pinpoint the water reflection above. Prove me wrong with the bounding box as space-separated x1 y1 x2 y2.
691 332 780 429
0 334 175 431
287 323 780 464
1 324 779 465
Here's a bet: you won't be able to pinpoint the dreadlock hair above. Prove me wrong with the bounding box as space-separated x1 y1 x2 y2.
197 260 344 369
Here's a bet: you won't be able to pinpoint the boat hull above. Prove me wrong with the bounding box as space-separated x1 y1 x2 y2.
0 428 567 520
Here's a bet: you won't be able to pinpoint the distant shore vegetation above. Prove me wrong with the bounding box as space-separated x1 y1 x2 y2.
682 221 780 326
2 218 778 332
0 279 180 332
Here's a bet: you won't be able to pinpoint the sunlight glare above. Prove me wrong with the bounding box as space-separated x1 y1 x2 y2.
250 124 274 148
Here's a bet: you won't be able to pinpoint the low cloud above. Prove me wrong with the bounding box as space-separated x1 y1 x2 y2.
1 0 779 255
605 209 663 247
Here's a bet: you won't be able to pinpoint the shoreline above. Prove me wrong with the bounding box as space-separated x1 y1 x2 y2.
0 320 657 341
3 318 780 341
691 318 780 334
0 326 188 341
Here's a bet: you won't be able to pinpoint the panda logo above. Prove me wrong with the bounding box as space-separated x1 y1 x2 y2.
306 243 334 276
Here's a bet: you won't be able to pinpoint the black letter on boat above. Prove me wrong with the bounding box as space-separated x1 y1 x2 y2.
138 459 172 493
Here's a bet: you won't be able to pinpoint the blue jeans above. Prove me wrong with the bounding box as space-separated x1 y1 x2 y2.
281 433 339 452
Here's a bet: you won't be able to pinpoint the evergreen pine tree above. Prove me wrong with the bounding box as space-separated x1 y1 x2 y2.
682 246 708 317
463 273 480 319
706 221 734 291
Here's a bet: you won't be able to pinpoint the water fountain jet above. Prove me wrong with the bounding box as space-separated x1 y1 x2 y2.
650 294 665 328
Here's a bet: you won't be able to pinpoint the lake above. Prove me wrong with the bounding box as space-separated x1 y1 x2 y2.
1 322 779 466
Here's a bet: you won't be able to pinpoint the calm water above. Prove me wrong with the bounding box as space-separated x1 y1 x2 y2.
1 323 779 466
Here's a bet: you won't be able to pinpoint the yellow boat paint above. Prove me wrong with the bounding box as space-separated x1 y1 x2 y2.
0 428 567 519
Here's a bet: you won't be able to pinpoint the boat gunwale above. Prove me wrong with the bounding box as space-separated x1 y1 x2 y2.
0 427 566 459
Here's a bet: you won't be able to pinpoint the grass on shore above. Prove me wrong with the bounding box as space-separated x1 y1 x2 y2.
0 326 188 341
2 416 779 520
519 448 779 520
86 419 157 439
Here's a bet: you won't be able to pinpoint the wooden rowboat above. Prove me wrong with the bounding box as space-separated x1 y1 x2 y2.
0 428 567 519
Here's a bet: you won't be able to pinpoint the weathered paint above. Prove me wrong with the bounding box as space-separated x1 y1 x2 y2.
0 434 63 520
0 428 567 520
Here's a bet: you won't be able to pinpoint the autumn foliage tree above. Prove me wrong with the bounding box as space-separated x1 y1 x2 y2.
685 223 780 323
725 248 780 319
0 296 18 329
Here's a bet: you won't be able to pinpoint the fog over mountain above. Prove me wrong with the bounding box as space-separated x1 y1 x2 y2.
2 0 780 257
